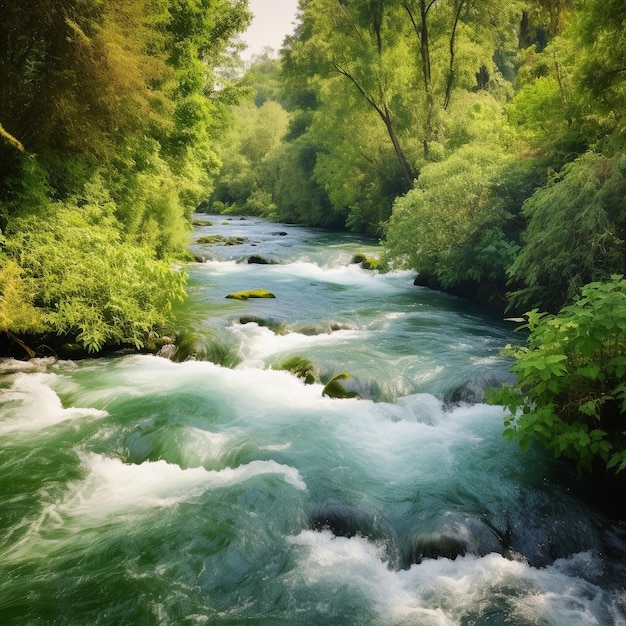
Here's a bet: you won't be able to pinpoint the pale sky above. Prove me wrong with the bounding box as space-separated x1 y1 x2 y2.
241 0 299 60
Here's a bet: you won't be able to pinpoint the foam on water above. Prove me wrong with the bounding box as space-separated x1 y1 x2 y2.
286 530 623 625
60 453 306 520
178 427 232 466
0 371 107 435
200 258 414 292
230 321 366 366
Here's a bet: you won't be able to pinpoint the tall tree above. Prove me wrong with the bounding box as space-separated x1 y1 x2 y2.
284 0 418 188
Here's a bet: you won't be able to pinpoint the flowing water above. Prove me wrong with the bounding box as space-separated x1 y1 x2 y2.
1 216 625 625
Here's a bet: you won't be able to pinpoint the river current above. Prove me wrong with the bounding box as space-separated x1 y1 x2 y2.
1 216 625 625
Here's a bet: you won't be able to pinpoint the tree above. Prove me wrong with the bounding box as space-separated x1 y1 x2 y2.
384 128 516 292
284 0 419 189
0 0 252 354
507 152 626 312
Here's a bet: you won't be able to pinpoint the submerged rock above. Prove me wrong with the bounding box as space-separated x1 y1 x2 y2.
310 502 401 567
237 316 286 334
166 332 240 367
226 289 276 300
247 254 276 265
276 356 319 385
312 503 379 538
410 533 468 563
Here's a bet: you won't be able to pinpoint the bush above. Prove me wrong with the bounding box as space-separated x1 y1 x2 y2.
487 276 626 475
384 143 514 287
507 152 626 312
5 201 186 353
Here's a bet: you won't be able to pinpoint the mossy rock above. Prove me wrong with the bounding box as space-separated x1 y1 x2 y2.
276 356 319 385
238 316 287 334
322 372 359 399
351 253 380 270
226 289 276 300
247 254 276 265
169 332 240 367
192 218 213 226
197 235 247 246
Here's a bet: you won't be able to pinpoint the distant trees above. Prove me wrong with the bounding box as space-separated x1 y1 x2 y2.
207 0 626 319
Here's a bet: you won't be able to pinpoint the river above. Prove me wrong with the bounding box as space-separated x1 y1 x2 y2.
1 216 625 625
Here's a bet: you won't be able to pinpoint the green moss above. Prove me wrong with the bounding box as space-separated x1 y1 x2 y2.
226 289 276 300
276 356 319 384
196 235 247 245
322 372 359 399
352 253 380 270
170 331 240 367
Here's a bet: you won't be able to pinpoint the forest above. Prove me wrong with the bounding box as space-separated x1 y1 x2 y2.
1 0 625 476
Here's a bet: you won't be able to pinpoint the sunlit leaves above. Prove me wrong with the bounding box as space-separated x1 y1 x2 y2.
384 138 515 286
4 200 186 352
488 276 626 475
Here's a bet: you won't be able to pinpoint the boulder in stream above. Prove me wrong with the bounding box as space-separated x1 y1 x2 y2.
322 372 359 399
246 254 276 265
410 533 468 563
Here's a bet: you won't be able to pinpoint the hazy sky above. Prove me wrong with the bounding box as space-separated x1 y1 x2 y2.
241 0 299 60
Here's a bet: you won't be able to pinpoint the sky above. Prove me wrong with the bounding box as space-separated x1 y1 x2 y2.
240 0 299 61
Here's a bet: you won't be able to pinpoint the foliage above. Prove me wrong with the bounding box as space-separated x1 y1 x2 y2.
0 259 44 335
488 276 626 475
572 0 626 121
209 100 289 214
508 152 626 312
0 0 251 354
259 133 337 227
4 199 186 353
384 141 516 288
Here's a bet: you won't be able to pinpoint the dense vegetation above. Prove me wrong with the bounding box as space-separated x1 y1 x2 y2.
210 0 625 313
0 0 251 355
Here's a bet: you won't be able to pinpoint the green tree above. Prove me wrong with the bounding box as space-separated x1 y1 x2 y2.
210 99 289 214
383 93 527 299
0 0 252 354
507 152 626 312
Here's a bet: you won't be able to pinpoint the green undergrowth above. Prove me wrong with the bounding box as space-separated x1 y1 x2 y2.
488 276 626 476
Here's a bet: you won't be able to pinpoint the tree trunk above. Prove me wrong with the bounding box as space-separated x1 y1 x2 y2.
333 63 416 188
404 0 435 159
444 0 466 110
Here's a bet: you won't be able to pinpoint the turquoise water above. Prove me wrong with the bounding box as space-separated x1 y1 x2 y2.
1 216 625 625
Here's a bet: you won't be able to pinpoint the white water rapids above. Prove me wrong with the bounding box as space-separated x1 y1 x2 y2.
0 216 625 625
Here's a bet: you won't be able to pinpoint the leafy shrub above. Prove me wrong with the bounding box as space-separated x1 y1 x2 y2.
0 258 44 334
508 152 626 312
384 143 514 287
487 276 626 475
5 201 186 353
